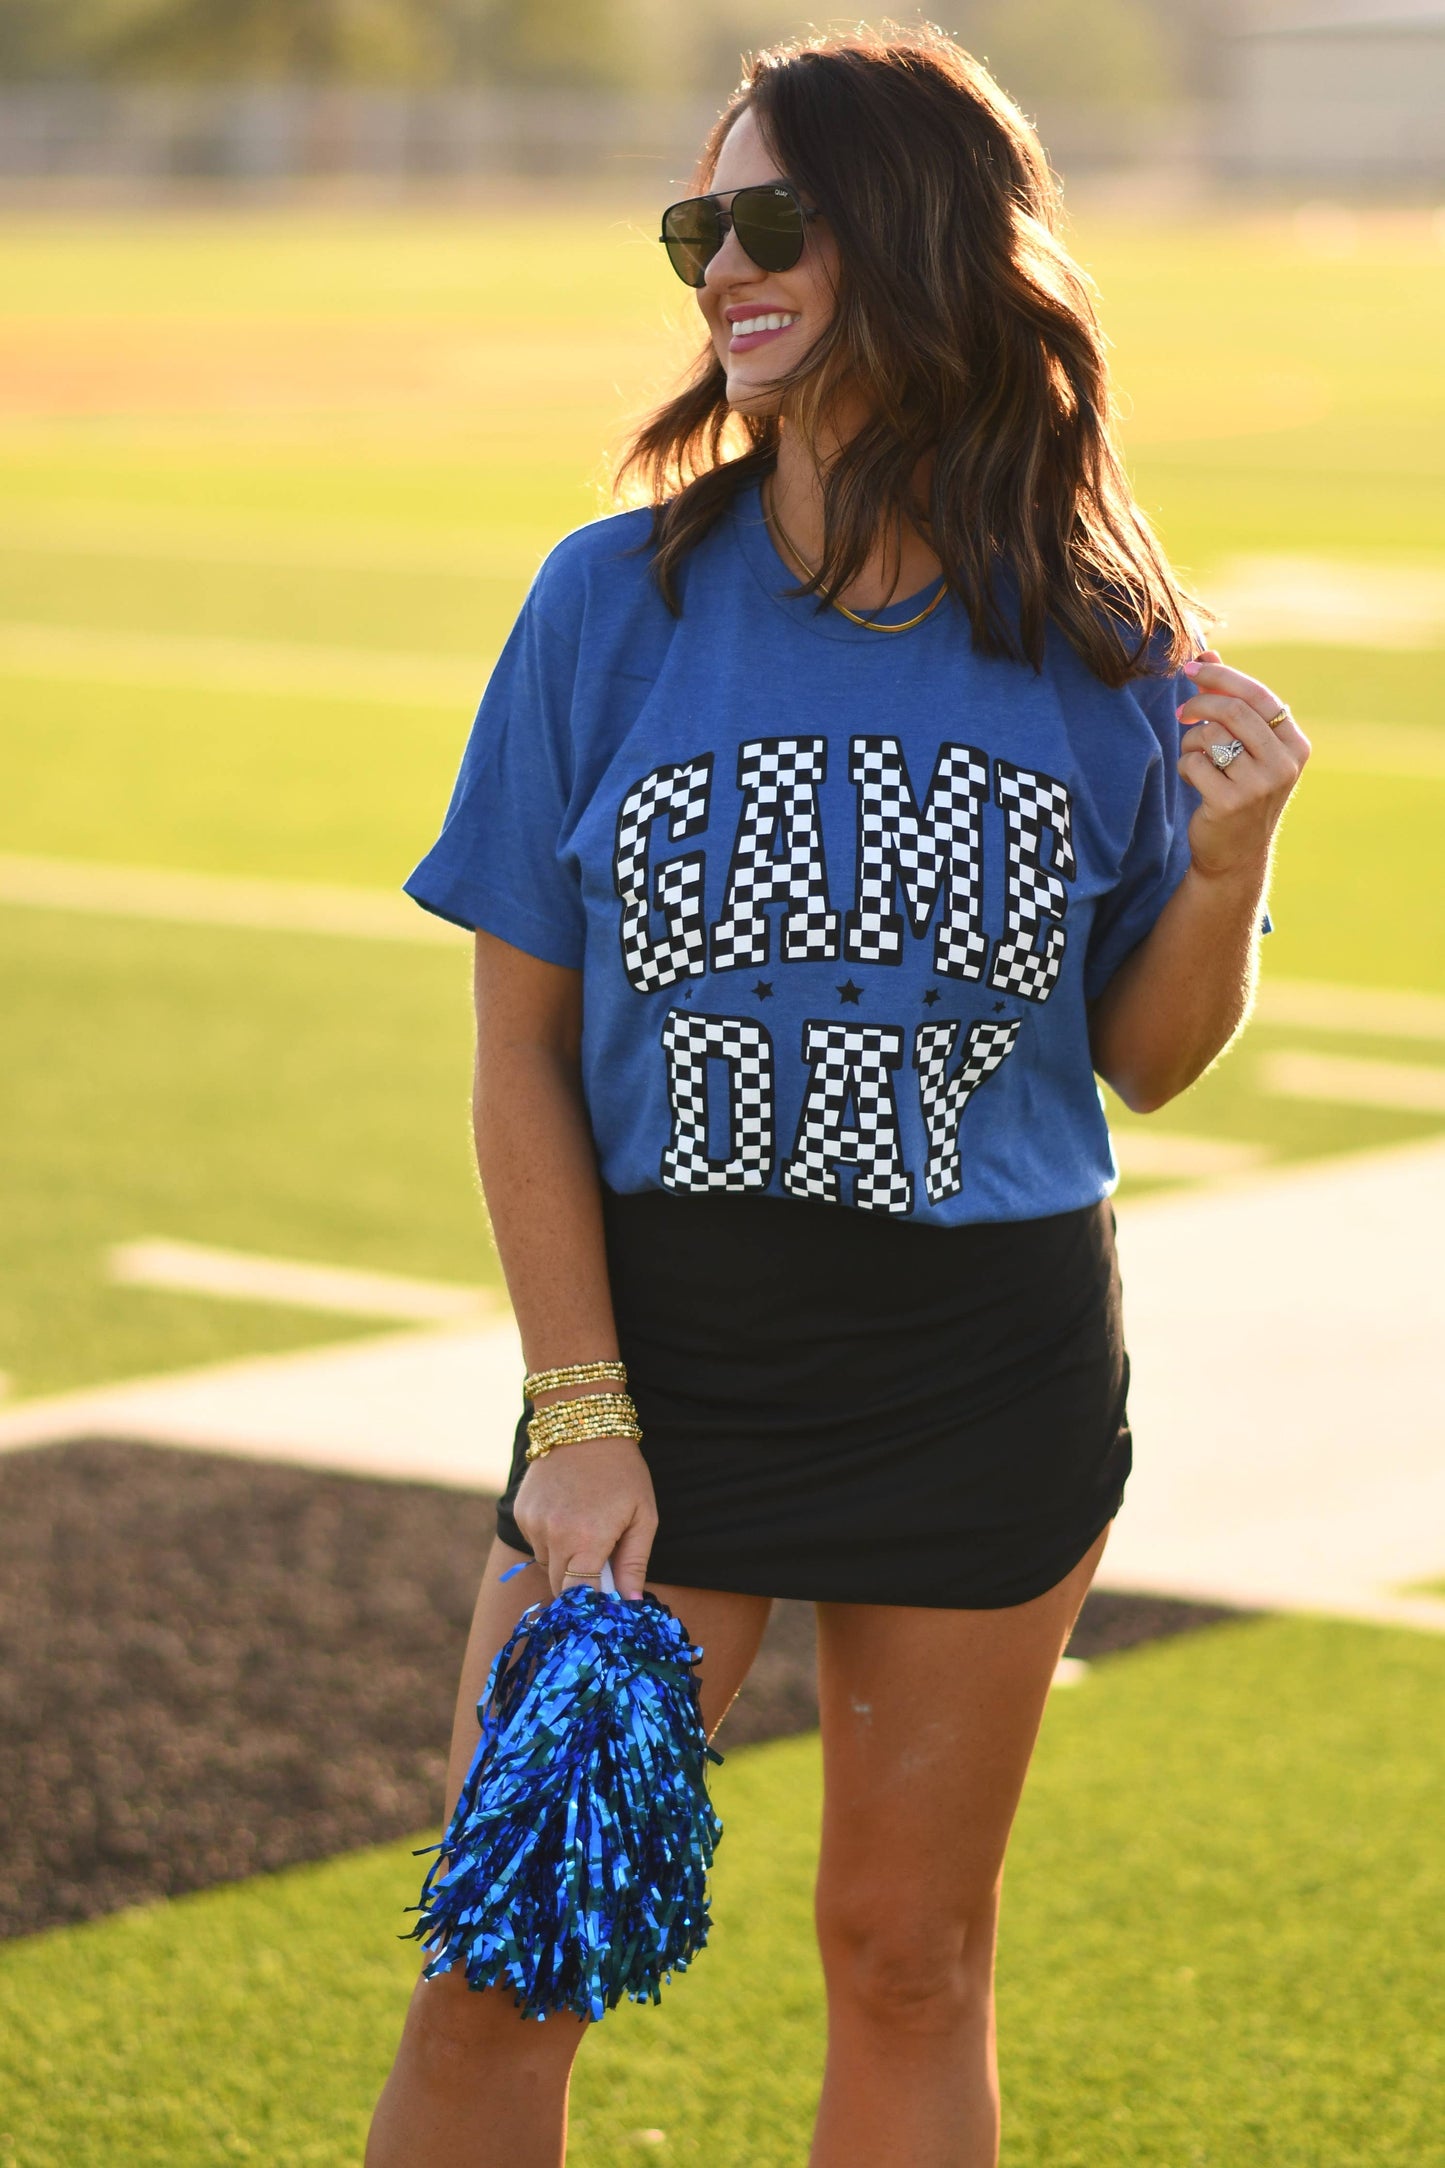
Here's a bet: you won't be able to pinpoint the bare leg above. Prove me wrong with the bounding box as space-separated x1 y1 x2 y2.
365 1537 772 2168
808 1523 1112 2168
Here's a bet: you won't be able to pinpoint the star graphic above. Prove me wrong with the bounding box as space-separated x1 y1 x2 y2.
753 980 774 1000
992 1002 1007 1013
837 978 863 1005
682 984 694 998
922 988 941 1007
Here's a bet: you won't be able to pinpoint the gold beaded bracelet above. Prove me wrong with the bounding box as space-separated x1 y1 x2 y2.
525 1414 642 1462
523 1358 628 1399
525 1392 643 1462
528 1393 638 1439
529 1391 636 1431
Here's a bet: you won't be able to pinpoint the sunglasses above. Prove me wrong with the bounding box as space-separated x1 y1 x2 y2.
659 181 820 288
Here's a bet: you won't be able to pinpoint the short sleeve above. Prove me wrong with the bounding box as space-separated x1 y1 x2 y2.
1083 663 1201 1002
402 587 586 969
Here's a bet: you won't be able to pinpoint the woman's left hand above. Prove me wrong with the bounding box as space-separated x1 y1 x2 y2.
1176 648 1311 881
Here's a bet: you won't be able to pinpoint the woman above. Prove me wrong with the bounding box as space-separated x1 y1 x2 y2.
367 29 1308 2168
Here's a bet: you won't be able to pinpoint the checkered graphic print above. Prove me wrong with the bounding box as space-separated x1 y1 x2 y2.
710 739 841 972
845 737 989 979
614 755 714 995
913 1016 1021 1205
987 758 1076 1004
782 1021 913 1215
660 1010 774 1193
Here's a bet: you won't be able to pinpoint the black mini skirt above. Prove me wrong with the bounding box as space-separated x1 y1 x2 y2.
495 1186 1132 1610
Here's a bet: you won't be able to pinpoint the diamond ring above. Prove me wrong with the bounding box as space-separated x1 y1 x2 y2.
1209 737 1247 771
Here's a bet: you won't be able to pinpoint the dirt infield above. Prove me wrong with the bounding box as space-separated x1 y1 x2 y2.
0 1439 1249 1943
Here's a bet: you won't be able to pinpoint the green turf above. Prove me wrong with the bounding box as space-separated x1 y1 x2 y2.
0 206 672 317
0 674 479 889
0 541 530 652
0 1615 1441 2167
0 907 489 1399
1256 766 1445 992
1 205 1443 1401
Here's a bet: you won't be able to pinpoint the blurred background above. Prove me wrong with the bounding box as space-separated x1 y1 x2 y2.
1 6 1443 2165
0 0 1443 193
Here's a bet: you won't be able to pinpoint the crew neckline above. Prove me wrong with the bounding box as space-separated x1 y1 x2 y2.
730 480 957 646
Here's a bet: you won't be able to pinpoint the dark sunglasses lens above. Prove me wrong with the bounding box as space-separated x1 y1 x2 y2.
661 200 721 288
732 185 806 272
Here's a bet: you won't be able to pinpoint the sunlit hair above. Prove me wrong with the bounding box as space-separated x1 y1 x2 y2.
617 25 1206 686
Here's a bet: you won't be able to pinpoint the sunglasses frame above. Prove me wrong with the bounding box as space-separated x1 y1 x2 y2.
658 180 820 288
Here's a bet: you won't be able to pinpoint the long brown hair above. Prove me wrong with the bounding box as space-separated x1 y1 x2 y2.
617 26 1205 687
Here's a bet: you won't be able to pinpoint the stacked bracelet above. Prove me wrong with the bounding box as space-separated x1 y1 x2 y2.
525 1391 642 1462
523 1359 628 1399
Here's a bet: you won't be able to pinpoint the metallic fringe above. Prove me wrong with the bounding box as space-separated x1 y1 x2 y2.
401 1582 724 2022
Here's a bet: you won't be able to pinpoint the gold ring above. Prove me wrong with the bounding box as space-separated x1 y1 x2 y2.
1265 706 1291 730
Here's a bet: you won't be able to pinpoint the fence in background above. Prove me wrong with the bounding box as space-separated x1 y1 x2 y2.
1229 6 1445 189
0 83 1191 192
0 86 724 188
1 68 1442 193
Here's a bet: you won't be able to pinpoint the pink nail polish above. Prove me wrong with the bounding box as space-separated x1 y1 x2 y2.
1180 658 1202 676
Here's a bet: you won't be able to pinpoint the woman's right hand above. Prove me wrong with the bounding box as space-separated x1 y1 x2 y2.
512 1437 659 1602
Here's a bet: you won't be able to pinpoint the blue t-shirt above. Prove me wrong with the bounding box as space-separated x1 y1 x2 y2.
405 485 1203 1226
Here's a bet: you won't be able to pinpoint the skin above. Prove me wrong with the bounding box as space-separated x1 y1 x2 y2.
366 105 1309 2168
700 108 942 610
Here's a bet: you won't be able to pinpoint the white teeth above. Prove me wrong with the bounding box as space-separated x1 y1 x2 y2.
733 311 797 337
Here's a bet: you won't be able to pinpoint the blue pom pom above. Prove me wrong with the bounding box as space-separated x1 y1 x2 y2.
401 1576 724 2022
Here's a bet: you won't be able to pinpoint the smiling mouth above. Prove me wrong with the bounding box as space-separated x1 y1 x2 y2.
728 311 800 352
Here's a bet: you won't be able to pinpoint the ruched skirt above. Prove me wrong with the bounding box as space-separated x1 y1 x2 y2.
495 1185 1131 1609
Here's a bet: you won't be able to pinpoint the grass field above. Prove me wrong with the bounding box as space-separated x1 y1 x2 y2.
2 1614 1442 2167
1 203 1443 1402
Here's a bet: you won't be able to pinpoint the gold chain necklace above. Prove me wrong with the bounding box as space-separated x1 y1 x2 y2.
765 485 948 633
